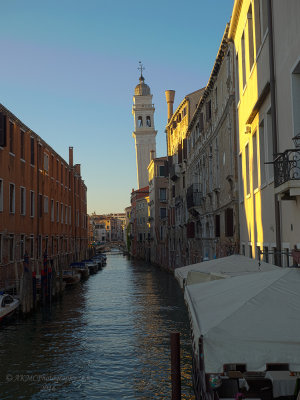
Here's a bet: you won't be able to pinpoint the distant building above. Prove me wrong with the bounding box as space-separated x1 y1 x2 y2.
0 104 88 289
129 187 149 260
89 213 125 244
148 156 168 268
165 88 204 269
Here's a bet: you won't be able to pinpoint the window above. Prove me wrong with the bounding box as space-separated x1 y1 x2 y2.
65 205 68 224
9 183 15 213
199 113 204 132
0 113 7 147
20 187 26 215
245 144 250 194
51 199 54 221
20 234 25 260
160 207 167 219
206 100 212 121
61 164 64 185
263 246 269 263
30 191 35 217
30 137 35 165
291 61 300 138
9 234 14 261
182 107 187 117
0 233 2 263
254 0 262 50
159 165 165 177
249 244 253 258
248 4 254 70
30 236 34 258
266 109 274 180
238 154 244 201
236 54 240 102
38 235 42 258
146 116 151 127
241 32 246 88
225 208 234 237
69 206 71 224
44 153 49 173
138 116 143 127
159 188 167 201
44 196 48 214
38 194 43 217
61 203 64 223
257 121 266 186
0 179 3 211
56 201 59 222
9 122 14 154
253 131 258 190
215 214 220 237
20 130 25 160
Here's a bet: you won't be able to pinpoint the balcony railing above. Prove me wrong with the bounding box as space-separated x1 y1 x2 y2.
274 149 300 188
186 184 202 209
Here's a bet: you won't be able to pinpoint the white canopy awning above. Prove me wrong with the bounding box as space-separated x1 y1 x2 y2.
175 255 278 288
185 268 300 373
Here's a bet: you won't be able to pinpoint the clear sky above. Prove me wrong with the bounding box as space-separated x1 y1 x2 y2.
0 0 233 214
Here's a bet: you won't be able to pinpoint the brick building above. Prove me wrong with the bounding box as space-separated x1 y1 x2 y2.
0 103 88 289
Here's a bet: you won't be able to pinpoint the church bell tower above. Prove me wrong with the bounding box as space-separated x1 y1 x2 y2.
132 63 157 189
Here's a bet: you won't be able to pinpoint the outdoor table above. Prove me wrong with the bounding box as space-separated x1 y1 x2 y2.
265 370 298 398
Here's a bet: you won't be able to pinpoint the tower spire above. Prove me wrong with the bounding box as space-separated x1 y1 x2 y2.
138 61 145 81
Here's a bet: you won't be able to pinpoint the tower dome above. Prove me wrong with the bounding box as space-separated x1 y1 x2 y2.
134 75 151 96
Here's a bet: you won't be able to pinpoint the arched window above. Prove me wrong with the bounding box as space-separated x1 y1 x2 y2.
138 116 143 127
146 116 151 127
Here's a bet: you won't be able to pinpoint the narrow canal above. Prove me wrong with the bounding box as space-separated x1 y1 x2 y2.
0 252 195 399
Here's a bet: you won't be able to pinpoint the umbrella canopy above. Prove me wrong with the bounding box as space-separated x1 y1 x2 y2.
175 255 278 288
185 268 300 373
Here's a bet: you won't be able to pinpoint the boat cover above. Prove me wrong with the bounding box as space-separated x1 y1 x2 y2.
185 268 300 372
175 255 278 288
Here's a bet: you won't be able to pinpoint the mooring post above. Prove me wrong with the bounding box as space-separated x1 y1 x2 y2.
170 332 181 400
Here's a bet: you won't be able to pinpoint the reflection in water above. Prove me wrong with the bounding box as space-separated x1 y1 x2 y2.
0 254 194 399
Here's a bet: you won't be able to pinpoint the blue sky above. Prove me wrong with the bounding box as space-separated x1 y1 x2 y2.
0 0 233 214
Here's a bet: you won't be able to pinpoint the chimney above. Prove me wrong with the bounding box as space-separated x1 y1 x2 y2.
165 90 175 122
69 146 73 167
150 150 155 161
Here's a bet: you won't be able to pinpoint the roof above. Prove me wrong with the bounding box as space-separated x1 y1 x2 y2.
134 75 151 96
185 268 300 372
188 23 230 133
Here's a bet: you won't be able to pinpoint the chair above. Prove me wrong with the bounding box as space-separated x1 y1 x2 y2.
217 378 239 398
245 378 273 400
266 363 289 371
223 363 247 373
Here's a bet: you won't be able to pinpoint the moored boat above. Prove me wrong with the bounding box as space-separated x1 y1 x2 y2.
0 294 20 322
62 270 81 286
70 262 90 280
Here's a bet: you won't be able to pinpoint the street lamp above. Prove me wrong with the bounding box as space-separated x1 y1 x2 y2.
292 133 300 148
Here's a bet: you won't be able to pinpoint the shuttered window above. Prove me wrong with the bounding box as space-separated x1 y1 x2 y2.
215 214 220 237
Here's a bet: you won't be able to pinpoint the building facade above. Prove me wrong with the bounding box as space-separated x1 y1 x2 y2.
229 0 300 265
0 104 88 289
148 156 168 268
129 187 149 260
186 25 239 264
165 88 204 270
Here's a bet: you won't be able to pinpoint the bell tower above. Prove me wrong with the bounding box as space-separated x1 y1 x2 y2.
132 63 157 189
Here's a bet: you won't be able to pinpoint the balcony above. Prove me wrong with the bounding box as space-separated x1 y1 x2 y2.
186 184 203 211
274 149 300 198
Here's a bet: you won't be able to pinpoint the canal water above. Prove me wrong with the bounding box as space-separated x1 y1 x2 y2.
0 252 195 399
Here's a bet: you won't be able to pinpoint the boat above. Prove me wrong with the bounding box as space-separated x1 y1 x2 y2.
0 294 20 322
62 270 81 286
70 262 89 280
81 259 98 274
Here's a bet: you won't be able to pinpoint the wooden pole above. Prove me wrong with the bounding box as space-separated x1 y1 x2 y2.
170 332 181 400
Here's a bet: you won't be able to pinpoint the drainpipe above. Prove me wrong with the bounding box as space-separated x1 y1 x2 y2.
267 0 282 266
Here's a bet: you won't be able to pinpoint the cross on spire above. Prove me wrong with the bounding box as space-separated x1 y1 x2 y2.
138 61 145 79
